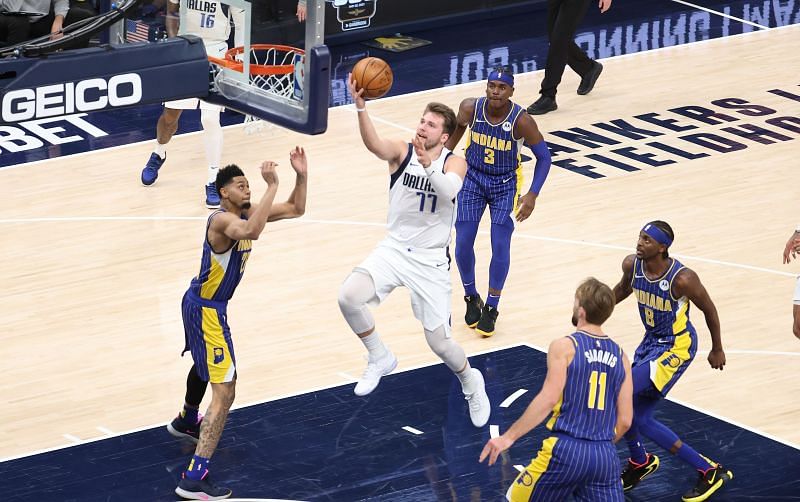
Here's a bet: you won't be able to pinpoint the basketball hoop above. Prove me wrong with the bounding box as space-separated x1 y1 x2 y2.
209 44 305 135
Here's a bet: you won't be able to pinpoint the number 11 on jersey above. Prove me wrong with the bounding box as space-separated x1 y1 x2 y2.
587 370 607 410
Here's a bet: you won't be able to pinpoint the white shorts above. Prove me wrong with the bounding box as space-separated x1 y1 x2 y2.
164 41 227 111
355 239 452 333
793 276 800 305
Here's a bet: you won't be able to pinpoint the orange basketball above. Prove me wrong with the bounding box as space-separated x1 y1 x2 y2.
352 57 393 99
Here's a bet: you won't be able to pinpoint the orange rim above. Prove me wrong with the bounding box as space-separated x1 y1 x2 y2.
208 44 304 76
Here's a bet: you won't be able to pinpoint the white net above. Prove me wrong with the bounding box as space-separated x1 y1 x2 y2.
209 44 304 136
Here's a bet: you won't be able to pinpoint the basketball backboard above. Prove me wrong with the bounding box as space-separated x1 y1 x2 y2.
169 0 330 133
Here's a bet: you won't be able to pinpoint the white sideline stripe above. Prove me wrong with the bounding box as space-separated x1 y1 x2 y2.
1 25 797 174
521 343 800 452
703 349 800 357
0 216 792 278
489 424 501 439
670 0 770 29
62 434 81 443
96 426 114 435
499 389 528 408
402 426 424 435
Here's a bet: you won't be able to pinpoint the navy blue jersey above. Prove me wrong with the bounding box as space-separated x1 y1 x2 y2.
464 97 524 176
546 331 626 441
631 257 696 340
188 209 252 302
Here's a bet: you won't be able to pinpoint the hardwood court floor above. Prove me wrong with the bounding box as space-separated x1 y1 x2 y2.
1 25 798 461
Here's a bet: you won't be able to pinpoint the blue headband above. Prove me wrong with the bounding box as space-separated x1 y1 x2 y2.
642 224 673 247
488 70 514 87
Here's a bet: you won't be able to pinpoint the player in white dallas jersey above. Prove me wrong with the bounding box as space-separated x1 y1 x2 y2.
337 75 491 428
139 0 306 208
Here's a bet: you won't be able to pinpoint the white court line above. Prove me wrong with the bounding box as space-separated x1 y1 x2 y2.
670 0 770 29
62 434 81 443
511 232 797 278
700 349 800 357
402 426 424 435
0 215 793 278
490 425 501 439
96 426 114 435
499 389 528 408
669 395 800 451
0 24 797 174
520 343 800 452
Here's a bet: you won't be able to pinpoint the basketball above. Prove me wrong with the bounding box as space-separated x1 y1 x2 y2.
351 57 393 99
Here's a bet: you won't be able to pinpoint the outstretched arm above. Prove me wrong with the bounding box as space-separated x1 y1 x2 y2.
444 98 476 152
613 254 636 304
211 162 280 244
673 268 725 370
515 114 550 222
348 74 408 171
268 147 308 221
479 337 573 466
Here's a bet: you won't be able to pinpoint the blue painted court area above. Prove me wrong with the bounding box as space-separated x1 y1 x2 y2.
1 345 798 501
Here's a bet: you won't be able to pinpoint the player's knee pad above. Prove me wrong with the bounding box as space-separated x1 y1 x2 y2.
337 271 377 334
424 325 466 372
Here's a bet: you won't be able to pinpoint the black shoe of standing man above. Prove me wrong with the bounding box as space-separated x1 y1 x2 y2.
527 95 557 115
577 61 603 95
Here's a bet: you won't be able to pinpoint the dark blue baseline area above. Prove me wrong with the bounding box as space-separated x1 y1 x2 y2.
1 345 798 501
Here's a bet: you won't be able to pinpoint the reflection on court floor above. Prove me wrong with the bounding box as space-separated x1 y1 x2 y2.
2 345 797 501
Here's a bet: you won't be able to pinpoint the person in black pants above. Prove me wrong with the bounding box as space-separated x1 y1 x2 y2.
527 0 612 115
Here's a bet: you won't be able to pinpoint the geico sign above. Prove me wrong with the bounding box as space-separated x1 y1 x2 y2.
1 74 142 122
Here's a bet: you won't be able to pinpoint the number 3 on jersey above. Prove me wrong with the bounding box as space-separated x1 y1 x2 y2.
587 370 607 410
483 148 495 165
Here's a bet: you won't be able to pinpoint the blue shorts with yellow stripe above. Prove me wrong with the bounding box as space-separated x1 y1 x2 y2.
633 328 697 396
181 290 237 383
457 165 523 225
507 434 623 502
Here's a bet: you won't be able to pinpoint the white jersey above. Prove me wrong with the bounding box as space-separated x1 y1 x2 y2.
171 0 245 46
386 144 457 249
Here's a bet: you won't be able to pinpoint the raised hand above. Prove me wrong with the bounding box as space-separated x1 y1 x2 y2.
260 161 279 186
289 146 308 176
347 73 366 110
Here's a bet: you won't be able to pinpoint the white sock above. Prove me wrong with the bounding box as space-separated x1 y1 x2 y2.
154 142 167 159
456 363 476 393
207 166 219 185
361 331 388 361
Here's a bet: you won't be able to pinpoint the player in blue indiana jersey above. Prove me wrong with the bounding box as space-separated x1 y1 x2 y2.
168 149 308 501
480 277 633 501
613 220 732 502
445 67 551 337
